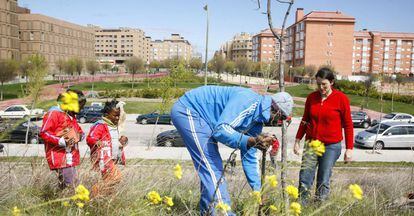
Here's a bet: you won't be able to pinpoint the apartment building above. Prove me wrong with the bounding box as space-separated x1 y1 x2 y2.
18 11 94 71
150 33 192 62
286 8 355 76
90 25 150 64
0 0 19 60
252 28 283 63
353 30 414 75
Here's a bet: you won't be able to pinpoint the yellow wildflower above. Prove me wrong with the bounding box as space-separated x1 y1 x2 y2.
285 185 299 199
265 175 278 188
349 184 363 200
62 201 70 207
12 206 21 216
309 140 325 156
76 202 84 208
163 196 174 207
71 184 90 202
289 202 301 216
215 202 231 213
173 164 182 180
147 191 162 205
269 204 278 213
250 191 261 204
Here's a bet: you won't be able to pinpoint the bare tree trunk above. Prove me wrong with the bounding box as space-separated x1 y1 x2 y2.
0 82 3 101
267 0 294 213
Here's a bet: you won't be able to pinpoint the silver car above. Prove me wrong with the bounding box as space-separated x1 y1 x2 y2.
354 122 414 150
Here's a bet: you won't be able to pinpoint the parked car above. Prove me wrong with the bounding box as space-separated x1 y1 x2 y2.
371 113 414 126
156 129 185 147
0 143 4 153
136 112 173 125
0 120 42 144
76 106 103 123
0 105 44 119
351 111 371 128
354 122 414 150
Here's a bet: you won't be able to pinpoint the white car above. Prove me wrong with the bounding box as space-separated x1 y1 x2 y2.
355 122 414 150
0 105 44 119
371 113 414 126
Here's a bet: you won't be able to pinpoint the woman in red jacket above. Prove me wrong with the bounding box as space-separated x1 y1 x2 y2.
86 100 128 197
40 89 86 189
294 67 353 204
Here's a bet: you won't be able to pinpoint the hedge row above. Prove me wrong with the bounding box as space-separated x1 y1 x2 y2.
100 88 187 98
335 80 414 104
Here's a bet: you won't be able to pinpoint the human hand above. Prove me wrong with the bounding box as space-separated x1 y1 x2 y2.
293 140 301 155
119 136 128 146
249 134 275 151
344 149 353 163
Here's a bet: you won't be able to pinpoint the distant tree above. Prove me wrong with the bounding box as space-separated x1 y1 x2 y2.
85 60 101 91
361 74 376 110
211 55 225 81
24 54 48 144
0 59 18 101
304 65 317 82
64 59 76 78
101 63 112 74
55 59 65 83
125 57 144 88
189 58 203 72
224 60 236 82
19 59 31 87
170 62 189 87
395 74 405 95
149 60 161 72
235 58 252 85
72 57 83 81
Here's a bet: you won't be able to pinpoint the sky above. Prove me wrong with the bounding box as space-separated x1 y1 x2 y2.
19 0 414 59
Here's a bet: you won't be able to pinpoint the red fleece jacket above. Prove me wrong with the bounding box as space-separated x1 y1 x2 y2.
295 89 354 149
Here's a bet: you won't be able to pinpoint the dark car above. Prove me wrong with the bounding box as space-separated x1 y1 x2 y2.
0 120 42 144
136 112 173 125
0 143 4 152
351 111 371 128
156 129 185 147
77 106 103 123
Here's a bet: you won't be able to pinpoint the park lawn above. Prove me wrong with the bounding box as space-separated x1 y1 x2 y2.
0 81 60 100
286 84 414 115
123 101 174 114
70 81 245 91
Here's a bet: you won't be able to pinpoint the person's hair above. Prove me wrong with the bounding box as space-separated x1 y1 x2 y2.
102 99 119 116
315 67 335 82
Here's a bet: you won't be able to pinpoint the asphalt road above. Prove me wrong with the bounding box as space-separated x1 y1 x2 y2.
2 115 413 162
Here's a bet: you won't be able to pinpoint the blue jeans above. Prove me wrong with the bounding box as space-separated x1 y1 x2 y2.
298 142 341 203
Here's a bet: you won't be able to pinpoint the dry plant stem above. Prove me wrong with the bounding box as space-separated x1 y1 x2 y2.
266 0 294 213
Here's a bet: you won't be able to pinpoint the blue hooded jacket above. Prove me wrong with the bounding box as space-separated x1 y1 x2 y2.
179 86 272 190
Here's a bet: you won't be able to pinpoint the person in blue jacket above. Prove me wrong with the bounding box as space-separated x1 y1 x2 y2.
171 86 293 215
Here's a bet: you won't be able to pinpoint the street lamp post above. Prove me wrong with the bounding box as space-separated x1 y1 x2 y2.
203 5 209 86
289 65 293 83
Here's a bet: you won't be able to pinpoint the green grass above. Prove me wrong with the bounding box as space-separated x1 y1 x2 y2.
0 81 60 100
286 84 414 115
71 81 245 91
123 101 174 114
